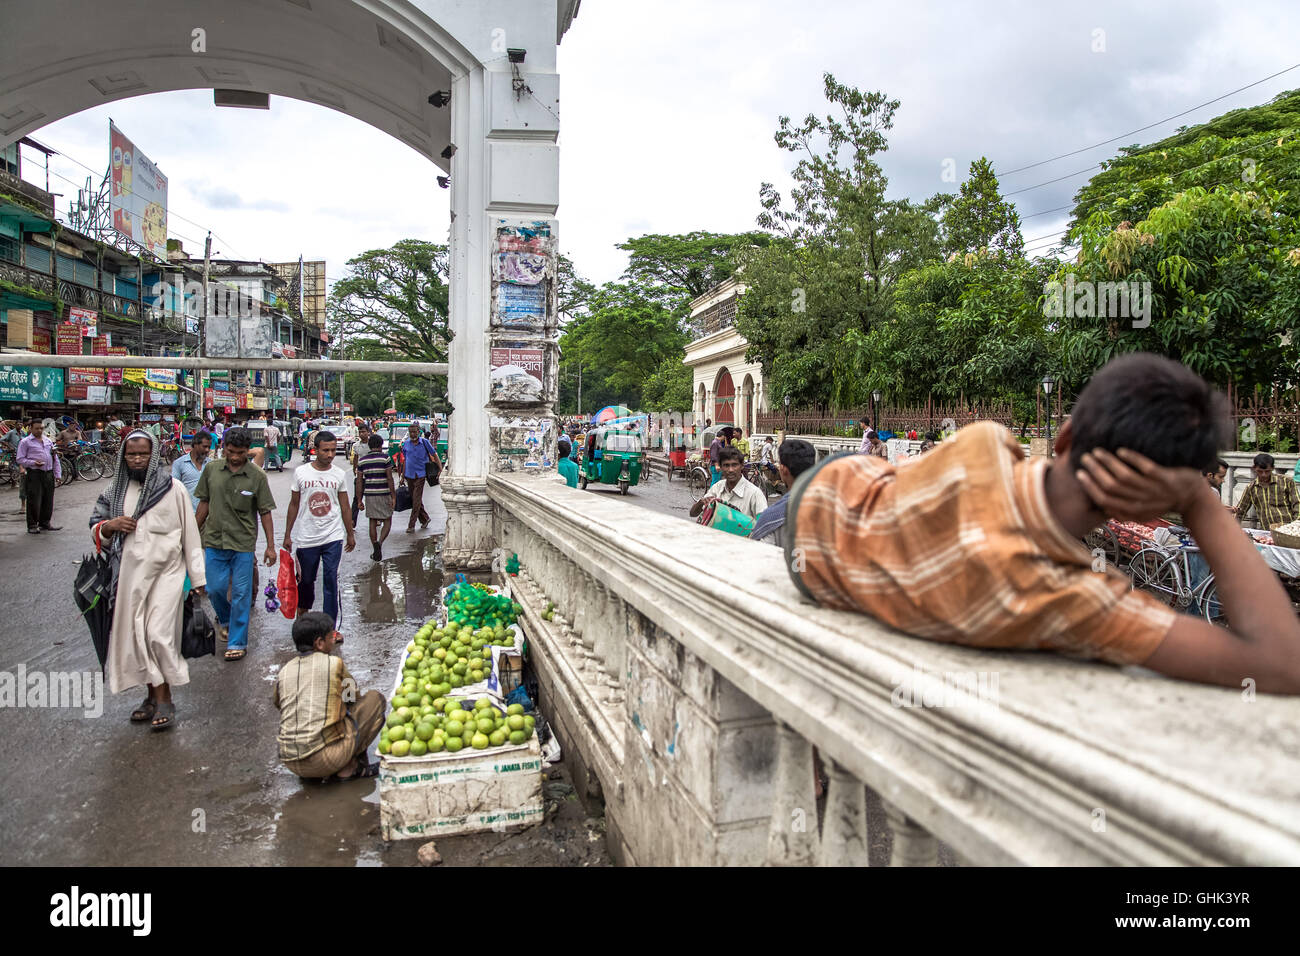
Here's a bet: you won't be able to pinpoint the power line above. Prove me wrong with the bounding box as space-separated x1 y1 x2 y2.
995 61 1300 177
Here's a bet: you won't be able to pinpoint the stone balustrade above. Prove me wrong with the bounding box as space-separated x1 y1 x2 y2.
488 472 1300 866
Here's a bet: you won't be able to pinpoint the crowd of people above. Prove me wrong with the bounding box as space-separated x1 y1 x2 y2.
57 412 448 782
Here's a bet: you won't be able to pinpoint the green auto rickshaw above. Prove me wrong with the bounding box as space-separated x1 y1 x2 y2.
579 426 643 495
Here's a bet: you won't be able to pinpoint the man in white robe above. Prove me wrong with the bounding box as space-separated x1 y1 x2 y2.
90 431 207 730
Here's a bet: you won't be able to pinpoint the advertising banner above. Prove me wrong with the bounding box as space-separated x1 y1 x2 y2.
57 324 82 355
147 390 178 406
0 365 65 403
31 329 51 354
106 346 128 385
203 388 214 407
110 121 169 259
68 368 107 385
122 367 178 390
92 336 109 356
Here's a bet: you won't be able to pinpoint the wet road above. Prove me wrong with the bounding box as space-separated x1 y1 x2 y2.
0 465 608 867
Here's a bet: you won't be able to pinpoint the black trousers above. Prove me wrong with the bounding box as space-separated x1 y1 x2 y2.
25 469 54 529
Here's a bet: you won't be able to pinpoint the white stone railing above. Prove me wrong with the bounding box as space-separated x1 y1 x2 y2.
488 472 1300 866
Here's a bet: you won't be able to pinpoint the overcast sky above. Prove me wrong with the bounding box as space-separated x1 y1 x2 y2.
23 0 1300 290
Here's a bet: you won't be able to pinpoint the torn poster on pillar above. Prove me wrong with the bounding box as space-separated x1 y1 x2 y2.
495 220 553 254
494 283 547 330
494 252 548 285
490 347 544 405
490 417 554 473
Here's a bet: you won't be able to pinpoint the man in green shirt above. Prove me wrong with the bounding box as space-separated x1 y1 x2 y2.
195 427 277 661
557 437 578 488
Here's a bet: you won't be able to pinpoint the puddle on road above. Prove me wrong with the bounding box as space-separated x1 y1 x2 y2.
348 535 447 626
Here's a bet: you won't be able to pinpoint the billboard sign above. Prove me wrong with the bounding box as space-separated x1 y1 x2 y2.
0 366 65 404
110 122 169 259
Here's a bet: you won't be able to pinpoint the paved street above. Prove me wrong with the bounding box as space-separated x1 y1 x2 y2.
0 466 608 866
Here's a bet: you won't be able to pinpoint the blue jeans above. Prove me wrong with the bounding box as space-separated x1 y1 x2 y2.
297 539 343 625
205 548 255 649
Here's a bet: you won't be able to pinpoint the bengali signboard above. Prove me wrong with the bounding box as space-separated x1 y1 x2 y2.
123 367 177 391
0 365 65 404
110 121 169 259
68 368 106 385
147 390 178 406
57 324 82 355
31 329 51 355
106 346 128 385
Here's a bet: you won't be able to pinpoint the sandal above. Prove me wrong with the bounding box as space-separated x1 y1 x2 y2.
130 698 156 722
224 647 246 662
150 700 176 731
332 755 380 781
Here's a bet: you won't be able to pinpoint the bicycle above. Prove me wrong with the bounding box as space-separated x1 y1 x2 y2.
72 440 105 481
685 460 712 502
0 449 18 487
1128 541 1223 625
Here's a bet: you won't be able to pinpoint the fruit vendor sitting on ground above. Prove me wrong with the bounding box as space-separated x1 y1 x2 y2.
783 353 1300 693
274 611 385 782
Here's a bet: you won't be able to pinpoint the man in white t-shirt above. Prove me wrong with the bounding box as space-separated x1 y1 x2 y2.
282 429 356 625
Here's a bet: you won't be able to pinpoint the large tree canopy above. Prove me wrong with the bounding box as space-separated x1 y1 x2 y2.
328 239 450 414
558 282 687 411
736 74 945 408
617 231 769 317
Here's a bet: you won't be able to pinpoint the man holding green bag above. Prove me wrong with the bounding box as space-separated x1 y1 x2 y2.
691 444 767 524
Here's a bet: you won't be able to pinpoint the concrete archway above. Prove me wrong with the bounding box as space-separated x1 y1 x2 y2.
1 0 580 567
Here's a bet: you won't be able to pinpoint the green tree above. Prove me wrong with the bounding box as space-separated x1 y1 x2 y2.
329 238 450 415
736 74 943 409
942 158 1024 256
1051 187 1294 395
640 356 693 412
558 283 688 409
394 387 429 415
617 231 770 317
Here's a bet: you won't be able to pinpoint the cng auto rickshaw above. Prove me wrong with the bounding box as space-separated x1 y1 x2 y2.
580 426 644 495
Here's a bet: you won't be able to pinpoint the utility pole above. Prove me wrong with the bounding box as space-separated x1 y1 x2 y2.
201 232 211 358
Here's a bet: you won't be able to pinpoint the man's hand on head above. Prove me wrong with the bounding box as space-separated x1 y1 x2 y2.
1076 447 1208 521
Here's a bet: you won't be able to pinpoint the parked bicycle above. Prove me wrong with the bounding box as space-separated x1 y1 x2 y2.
1128 540 1223 625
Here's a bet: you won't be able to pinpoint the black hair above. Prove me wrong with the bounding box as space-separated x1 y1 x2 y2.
314 430 337 447
557 437 571 453
223 426 251 449
191 430 212 446
1067 353 1229 472
778 438 816 478
1202 458 1229 476
368 434 383 450
718 444 744 465
1253 453 1275 471
292 611 335 653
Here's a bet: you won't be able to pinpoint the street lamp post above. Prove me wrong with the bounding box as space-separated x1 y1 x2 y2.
1042 374 1056 449
783 393 791 434
871 389 882 433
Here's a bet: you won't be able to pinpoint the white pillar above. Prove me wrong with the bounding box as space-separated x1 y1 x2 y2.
443 41 561 568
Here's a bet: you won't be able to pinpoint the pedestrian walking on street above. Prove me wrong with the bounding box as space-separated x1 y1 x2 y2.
350 421 372 532
275 612 384 783
3 420 28 515
89 430 207 731
17 418 61 534
195 427 277 662
400 422 439 533
356 433 396 561
171 429 212 510
282 431 356 625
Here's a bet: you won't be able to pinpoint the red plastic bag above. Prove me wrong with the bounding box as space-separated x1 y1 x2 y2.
277 548 298 620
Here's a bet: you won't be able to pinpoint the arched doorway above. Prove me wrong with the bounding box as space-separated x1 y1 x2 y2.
714 368 735 424
742 374 755 434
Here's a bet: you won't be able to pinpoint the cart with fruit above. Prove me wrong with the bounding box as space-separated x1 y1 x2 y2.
377 581 544 840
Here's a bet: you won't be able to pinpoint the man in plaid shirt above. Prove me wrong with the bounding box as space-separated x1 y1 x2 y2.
785 353 1300 693
1231 452 1299 530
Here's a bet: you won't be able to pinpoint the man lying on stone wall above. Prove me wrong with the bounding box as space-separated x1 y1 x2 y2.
783 353 1300 693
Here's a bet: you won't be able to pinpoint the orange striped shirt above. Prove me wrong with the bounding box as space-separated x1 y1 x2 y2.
786 421 1176 666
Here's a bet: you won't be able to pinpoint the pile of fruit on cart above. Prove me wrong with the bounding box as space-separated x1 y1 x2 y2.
380 694 535 757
